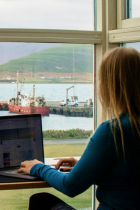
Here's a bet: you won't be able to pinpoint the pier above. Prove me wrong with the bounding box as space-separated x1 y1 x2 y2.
46 101 93 117
49 106 93 117
0 101 93 117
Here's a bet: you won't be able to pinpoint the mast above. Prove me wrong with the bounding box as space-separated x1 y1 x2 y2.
33 84 35 98
16 71 19 105
32 84 35 106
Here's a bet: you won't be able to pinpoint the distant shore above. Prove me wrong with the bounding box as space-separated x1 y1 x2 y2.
0 81 93 84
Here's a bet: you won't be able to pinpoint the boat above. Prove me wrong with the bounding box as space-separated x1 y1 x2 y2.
8 73 50 116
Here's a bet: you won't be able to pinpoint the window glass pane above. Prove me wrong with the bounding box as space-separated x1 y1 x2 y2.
0 0 94 31
0 42 94 210
124 42 140 51
130 0 140 18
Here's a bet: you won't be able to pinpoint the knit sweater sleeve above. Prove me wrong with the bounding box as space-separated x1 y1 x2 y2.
30 121 116 197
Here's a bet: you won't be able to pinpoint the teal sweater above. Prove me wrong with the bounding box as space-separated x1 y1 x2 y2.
31 114 140 210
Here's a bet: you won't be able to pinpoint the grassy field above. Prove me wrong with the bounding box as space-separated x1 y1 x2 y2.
44 143 88 157
0 143 92 210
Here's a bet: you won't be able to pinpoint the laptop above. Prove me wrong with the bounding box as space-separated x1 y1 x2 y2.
0 114 44 180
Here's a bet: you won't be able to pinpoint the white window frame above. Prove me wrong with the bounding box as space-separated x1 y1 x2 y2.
117 0 140 29
108 0 140 44
0 28 101 44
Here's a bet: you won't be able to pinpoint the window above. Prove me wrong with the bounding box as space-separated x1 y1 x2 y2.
0 0 99 209
0 41 94 209
117 0 140 29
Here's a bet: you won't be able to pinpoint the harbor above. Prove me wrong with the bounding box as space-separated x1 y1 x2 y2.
0 101 93 117
0 83 93 118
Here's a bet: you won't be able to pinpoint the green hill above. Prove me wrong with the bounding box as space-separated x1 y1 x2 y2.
0 44 93 74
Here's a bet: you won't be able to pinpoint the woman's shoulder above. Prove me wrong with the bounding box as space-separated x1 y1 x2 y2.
95 119 111 133
93 114 130 136
89 114 131 152
89 120 115 150
90 120 112 145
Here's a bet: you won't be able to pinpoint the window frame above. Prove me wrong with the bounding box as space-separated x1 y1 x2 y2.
117 0 140 30
109 0 140 44
0 28 102 44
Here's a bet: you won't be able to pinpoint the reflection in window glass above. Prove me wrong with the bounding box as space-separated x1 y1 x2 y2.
0 0 94 30
0 42 94 210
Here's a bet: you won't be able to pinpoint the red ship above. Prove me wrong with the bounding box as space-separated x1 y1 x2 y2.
8 74 49 116
8 94 50 116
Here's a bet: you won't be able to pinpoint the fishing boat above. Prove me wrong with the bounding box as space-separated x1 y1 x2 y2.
8 73 49 116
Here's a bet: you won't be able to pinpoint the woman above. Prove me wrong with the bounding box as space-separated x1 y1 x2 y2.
18 47 140 210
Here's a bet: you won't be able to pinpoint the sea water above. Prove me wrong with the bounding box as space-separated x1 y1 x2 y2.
0 83 93 131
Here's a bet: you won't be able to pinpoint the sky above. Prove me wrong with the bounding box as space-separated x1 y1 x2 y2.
0 0 140 30
0 0 94 30
131 0 140 18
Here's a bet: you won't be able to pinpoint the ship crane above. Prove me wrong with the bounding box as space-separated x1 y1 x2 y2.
65 86 78 107
66 85 74 104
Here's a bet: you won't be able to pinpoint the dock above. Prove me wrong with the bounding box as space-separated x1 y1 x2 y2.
49 106 93 117
46 101 93 117
0 101 93 117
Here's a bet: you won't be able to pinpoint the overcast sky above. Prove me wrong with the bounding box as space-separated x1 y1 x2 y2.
0 0 94 30
131 0 140 18
0 0 140 30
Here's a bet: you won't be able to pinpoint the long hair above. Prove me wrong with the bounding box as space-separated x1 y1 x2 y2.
98 47 140 155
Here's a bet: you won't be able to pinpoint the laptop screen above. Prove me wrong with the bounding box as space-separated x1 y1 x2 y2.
0 114 44 169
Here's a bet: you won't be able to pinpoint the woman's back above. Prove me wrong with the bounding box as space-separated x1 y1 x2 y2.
94 113 140 209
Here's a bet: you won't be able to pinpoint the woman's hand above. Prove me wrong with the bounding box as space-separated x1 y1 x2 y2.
17 159 43 174
55 157 78 170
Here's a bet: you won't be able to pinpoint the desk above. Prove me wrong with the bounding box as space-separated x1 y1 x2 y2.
0 180 49 190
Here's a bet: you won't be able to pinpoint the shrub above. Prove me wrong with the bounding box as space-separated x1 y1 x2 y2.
43 129 93 140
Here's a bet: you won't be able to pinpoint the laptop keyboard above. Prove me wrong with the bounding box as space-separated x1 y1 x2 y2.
5 170 28 175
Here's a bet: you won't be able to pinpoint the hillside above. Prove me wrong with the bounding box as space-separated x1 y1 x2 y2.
0 44 93 83
0 43 63 64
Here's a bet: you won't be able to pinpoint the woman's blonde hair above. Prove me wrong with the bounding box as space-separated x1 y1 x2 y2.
98 47 140 155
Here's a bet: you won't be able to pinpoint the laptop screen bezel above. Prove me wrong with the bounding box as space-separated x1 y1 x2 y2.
0 114 44 170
